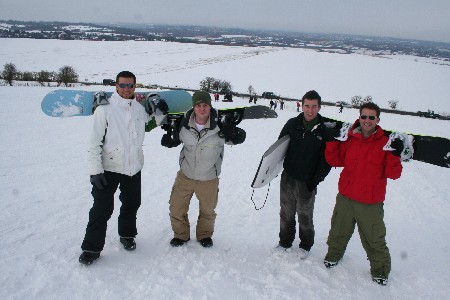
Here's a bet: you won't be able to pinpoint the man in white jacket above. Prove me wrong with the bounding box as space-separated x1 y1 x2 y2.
79 71 164 265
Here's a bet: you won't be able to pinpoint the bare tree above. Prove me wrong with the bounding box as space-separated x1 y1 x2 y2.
362 95 373 103
351 95 362 107
2 63 18 86
219 80 232 94
57 65 78 87
199 77 216 92
388 99 399 109
37 70 52 86
248 85 255 95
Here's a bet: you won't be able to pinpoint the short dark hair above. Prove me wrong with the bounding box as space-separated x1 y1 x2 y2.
302 90 321 106
116 71 136 84
360 102 381 117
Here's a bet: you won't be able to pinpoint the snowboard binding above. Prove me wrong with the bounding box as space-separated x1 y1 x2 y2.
92 91 110 113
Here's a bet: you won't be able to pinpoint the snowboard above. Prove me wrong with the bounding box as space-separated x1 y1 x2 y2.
251 135 290 188
41 89 193 117
162 105 278 141
321 116 450 169
41 89 278 134
252 116 449 189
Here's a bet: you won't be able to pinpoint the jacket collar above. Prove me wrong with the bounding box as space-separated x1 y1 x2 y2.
111 91 133 106
350 119 384 140
182 108 219 130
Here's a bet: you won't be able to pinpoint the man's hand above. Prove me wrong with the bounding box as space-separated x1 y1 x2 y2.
90 173 108 190
390 138 404 157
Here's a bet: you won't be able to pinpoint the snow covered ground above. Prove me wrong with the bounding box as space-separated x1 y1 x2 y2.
0 39 449 299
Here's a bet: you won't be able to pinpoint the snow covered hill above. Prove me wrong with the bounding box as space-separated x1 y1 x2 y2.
0 39 449 299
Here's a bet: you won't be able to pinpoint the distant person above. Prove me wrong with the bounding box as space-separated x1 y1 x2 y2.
161 91 246 248
269 100 275 110
273 100 278 110
214 93 220 102
253 96 257 104
339 103 344 113
280 99 285 110
78 71 168 265
296 101 301 112
323 102 403 286
276 90 332 259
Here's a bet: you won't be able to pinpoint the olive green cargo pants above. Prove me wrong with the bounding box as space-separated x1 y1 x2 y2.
325 193 391 279
169 171 219 241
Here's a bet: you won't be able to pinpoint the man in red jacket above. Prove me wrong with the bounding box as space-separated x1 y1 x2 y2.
323 102 403 286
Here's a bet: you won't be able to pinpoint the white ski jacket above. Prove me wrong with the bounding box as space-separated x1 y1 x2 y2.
87 92 150 176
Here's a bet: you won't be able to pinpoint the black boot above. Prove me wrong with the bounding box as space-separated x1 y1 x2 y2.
120 237 136 251
199 237 213 248
79 251 100 265
170 237 189 247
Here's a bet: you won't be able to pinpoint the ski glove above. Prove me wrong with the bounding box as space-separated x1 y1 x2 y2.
390 138 404 157
143 98 169 115
90 173 108 190
155 99 169 114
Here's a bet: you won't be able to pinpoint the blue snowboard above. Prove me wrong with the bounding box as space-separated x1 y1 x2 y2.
41 89 193 117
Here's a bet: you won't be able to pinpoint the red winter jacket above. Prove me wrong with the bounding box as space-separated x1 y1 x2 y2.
325 120 402 204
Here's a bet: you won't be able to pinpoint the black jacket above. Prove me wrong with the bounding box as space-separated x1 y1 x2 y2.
279 113 331 185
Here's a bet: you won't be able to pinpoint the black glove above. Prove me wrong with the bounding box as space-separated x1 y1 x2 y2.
232 127 246 144
156 99 169 114
323 126 341 142
143 99 153 115
143 98 169 115
161 134 180 148
90 173 108 190
390 138 404 157
220 123 238 141
306 180 317 192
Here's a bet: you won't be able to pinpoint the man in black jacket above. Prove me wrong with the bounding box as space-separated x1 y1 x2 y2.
277 90 331 259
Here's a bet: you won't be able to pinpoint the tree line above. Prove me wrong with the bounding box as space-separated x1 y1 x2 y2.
1 63 79 86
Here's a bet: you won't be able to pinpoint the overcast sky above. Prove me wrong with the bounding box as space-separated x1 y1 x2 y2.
1 0 449 43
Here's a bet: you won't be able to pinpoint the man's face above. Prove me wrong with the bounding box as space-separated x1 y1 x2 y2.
302 98 321 121
359 108 379 136
193 103 211 124
116 77 135 99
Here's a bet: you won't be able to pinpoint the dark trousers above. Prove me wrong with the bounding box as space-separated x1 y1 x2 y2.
81 171 141 252
279 171 316 251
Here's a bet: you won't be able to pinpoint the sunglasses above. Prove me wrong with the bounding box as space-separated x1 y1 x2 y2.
117 83 135 88
360 115 376 120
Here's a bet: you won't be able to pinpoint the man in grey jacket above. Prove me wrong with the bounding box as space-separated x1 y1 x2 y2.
161 91 245 248
79 71 166 265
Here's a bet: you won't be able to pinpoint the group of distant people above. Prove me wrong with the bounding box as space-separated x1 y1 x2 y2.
269 99 285 110
78 71 405 286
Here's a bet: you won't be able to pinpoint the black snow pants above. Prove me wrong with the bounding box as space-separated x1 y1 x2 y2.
81 171 141 252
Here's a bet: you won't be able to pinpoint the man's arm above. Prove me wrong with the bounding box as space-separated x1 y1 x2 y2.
87 108 107 175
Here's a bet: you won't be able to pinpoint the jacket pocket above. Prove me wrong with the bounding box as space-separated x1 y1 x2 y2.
102 148 123 170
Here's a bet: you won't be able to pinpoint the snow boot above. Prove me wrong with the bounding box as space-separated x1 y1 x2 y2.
79 251 100 265
372 276 388 286
324 260 338 268
120 237 136 251
170 237 189 247
199 237 213 248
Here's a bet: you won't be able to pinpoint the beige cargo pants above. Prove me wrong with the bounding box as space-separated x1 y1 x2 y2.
169 170 219 241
